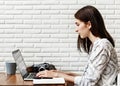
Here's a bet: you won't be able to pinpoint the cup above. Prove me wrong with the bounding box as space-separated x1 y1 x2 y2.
5 61 16 75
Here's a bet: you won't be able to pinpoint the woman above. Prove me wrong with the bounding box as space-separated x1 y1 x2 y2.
36 5 119 86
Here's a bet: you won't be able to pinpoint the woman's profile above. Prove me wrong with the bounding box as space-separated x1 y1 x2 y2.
36 5 119 86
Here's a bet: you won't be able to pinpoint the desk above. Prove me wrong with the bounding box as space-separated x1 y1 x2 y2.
0 73 74 86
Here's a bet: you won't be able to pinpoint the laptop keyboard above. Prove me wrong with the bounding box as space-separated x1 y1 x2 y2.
27 73 36 79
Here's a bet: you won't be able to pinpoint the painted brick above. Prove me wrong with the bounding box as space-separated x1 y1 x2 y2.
0 0 119 74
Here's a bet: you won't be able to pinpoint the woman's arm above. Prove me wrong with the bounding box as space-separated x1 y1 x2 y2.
55 70 80 76
36 45 110 85
36 70 77 83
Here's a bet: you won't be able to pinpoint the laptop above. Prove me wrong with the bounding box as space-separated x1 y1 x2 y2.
12 49 36 80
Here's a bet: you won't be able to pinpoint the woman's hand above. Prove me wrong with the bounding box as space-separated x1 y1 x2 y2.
36 70 57 77
36 70 76 83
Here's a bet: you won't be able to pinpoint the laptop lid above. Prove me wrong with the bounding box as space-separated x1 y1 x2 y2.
12 49 28 78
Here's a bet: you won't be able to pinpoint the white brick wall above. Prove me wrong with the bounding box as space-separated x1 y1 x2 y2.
0 0 120 74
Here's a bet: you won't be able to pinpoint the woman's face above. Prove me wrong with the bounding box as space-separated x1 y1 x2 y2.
75 19 91 38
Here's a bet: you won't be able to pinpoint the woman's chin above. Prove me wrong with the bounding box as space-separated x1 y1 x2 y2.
80 35 84 38
79 34 86 39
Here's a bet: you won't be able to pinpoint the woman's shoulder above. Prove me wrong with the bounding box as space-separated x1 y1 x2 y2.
93 38 113 50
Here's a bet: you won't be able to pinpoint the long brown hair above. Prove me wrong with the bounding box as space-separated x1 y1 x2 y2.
74 5 115 53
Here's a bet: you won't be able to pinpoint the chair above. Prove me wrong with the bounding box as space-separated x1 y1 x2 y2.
113 72 120 86
117 72 120 86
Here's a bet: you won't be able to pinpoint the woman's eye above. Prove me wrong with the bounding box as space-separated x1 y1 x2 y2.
76 24 79 26
75 22 80 26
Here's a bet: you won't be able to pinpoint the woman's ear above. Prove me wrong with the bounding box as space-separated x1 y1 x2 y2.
87 21 91 29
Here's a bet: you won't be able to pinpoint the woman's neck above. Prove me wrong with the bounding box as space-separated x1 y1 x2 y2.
88 32 100 44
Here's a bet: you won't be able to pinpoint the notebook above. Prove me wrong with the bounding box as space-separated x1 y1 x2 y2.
12 49 36 80
33 78 65 84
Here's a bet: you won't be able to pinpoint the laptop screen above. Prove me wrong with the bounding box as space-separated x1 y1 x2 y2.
12 49 27 77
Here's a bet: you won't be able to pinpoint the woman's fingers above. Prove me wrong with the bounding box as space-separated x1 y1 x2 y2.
36 71 46 77
36 70 56 77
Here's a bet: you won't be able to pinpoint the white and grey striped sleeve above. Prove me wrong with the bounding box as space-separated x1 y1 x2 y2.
74 44 111 86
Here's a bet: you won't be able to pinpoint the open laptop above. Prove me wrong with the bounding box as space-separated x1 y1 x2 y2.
12 49 65 84
12 49 36 80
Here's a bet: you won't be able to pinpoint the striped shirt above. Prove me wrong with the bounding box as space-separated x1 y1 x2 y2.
74 38 119 86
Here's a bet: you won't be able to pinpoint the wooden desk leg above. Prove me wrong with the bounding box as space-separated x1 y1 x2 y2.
65 81 74 86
